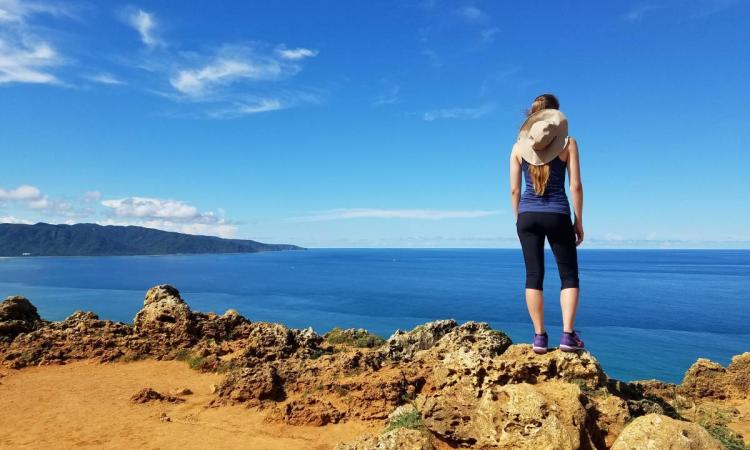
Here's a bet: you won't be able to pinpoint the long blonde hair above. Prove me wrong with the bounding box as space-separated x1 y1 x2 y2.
524 94 559 196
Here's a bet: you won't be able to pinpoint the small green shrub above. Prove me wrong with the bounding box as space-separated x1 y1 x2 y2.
698 408 749 450
385 410 423 432
174 349 206 370
324 327 386 348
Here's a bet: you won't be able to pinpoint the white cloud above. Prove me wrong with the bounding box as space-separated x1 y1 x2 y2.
0 0 66 85
86 73 123 85
101 197 199 219
208 98 284 119
294 208 500 222
276 47 318 60
100 196 236 237
0 215 32 224
423 103 494 121
456 5 488 23
126 9 161 49
83 191 102 202
623 4 665 21
0 184 42 201
170 55 283 97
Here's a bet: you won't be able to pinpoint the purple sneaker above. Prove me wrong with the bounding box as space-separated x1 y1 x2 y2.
560 331 585 352
532 332 548 354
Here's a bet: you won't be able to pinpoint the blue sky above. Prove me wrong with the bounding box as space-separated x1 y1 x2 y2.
0 0 748 248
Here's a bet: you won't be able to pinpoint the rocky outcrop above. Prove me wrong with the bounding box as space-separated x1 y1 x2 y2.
133 285 194 345
0 296 45 342
0 286 743 449
334 428 435 450
680 353 750 400
382 319 458 361
610 414 723 450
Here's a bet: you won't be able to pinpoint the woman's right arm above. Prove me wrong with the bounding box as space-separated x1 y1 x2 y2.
509 151 521 221
567 138 584 246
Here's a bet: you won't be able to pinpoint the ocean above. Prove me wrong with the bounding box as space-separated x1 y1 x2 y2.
0 249 747 383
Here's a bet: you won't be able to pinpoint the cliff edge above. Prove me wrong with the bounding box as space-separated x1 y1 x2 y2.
1 285 748 449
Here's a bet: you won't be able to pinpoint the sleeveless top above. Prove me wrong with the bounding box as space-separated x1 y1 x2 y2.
518 156 570 215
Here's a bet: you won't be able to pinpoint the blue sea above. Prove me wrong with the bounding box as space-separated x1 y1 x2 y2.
0 249 748 383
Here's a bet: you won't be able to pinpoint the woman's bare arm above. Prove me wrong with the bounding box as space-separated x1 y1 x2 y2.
566 137 584 245
509 151 522 221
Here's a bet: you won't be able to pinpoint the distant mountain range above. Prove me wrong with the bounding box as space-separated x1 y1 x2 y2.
0 223 302 257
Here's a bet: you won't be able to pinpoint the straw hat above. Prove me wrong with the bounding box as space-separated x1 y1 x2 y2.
512 109 569 165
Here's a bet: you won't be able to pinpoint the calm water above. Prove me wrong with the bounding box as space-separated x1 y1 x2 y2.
0 249 748 383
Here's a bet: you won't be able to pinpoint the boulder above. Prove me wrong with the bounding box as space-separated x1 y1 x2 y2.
0 296 44 342
610 414 722 450
130 387 185 404
133 285 194 342
418 381 591 449
335 428 435 450
680 358 730 400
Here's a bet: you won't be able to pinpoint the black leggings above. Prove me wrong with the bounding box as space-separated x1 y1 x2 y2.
516 212 579 290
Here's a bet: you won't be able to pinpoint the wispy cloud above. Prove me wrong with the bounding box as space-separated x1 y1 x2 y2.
623 4 667 21
207 98 284 119
86 72 124 85
372 84 400 106
423 103 494 121
0 0 69 85
125 8 162 49
456 5 489 23
294 208 500 222
170 52 284 97
480 27 500 43
623 0 741 22
276 47 318 60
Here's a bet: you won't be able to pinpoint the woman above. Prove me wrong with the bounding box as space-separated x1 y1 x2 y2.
509 93 584 354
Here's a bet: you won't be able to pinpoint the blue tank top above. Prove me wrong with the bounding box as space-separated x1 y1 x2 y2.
519 156 570 215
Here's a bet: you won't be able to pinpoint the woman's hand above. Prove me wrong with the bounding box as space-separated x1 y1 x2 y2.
574 220 584 247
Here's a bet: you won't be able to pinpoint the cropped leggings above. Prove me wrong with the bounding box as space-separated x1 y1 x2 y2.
516 212 580 290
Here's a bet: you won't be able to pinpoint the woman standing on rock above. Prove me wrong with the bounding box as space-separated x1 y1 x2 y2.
509 94 584 354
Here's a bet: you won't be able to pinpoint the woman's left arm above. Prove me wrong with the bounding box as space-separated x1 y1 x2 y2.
509 151 521 221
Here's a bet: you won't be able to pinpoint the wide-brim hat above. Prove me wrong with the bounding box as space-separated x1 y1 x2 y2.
512 109 569 166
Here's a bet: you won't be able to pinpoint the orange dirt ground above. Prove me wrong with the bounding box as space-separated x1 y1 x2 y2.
0 360 373 449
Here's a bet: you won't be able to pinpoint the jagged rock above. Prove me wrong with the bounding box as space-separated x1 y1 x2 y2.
587 394 632 448
130 387 185 404
680 358 729 400
727 352 750 398
418 380 592 449
133 285 194 342
268 396 343 426
610 414 722 450
212 366 284 407
382 319 458 361
335 428 435 450
0 296 44 342
492 344 605 388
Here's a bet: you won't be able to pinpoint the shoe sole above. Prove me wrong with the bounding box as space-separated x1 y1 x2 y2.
532 346 547 354
559 344 584 352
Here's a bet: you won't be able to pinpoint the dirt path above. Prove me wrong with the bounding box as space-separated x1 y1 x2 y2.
0 360 372 449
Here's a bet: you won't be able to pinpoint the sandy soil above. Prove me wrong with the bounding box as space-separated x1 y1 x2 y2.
728 399 750 445
0 360 372 450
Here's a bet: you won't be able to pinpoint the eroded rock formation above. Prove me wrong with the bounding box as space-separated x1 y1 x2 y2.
0 286 745 449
